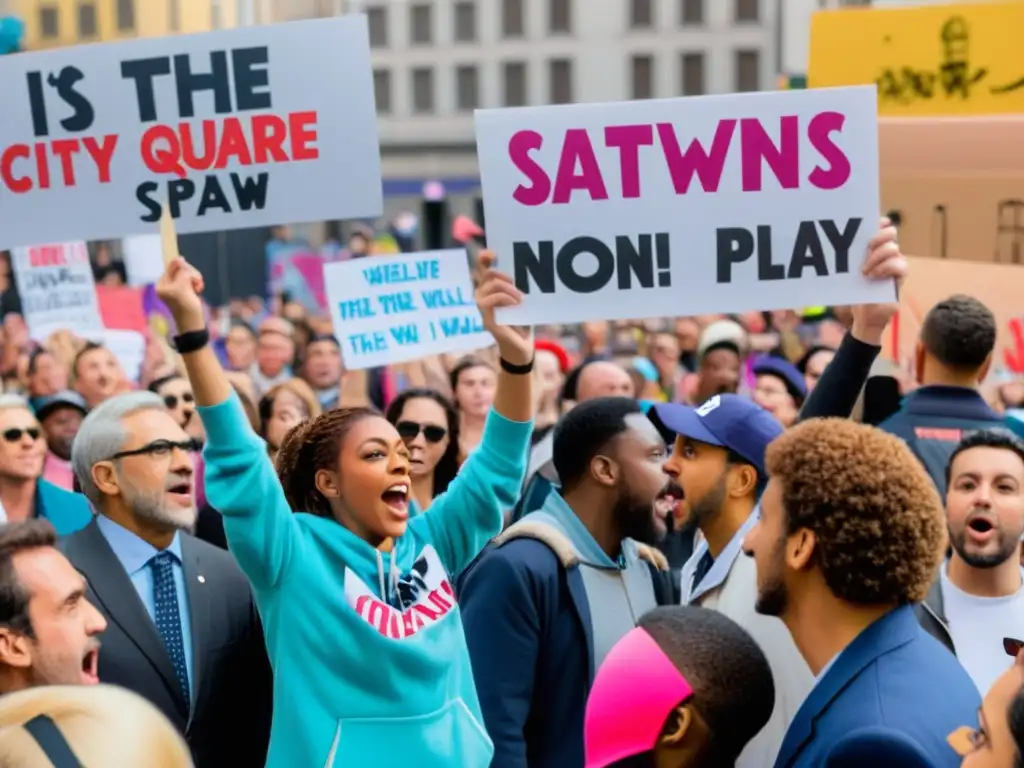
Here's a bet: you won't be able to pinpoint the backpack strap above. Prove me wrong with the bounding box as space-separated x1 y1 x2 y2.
494 520 579 568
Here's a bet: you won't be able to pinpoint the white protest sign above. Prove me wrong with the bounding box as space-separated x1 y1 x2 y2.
325 250 491 370
11 242 104 341
475 85 892 325
0 16 382 250
121 234 164 285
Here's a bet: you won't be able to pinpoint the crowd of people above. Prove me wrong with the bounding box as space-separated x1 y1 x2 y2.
0 218 1020 768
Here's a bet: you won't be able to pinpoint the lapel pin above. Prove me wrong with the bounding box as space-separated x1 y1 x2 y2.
197 575 206 584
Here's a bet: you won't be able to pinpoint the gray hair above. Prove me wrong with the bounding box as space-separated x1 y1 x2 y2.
0 394 33 416
71 392 168 505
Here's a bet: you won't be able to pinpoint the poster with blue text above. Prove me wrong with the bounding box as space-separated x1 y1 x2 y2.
325 249 490 370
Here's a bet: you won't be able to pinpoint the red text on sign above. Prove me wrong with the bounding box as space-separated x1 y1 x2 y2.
140 111 319 178
508 112 851 205
27 244 89 267
0 135 119 194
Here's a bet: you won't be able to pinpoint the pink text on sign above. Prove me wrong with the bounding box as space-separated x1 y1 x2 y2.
508 112 851 206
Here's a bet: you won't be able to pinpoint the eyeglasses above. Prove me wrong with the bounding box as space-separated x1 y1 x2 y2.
111 438 200 460
396 421 447 444
1004 637 1023 657
163 393 195 410
2 428 41 443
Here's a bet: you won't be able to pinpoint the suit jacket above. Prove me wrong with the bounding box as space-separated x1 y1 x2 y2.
61 520 272 768
774 605 979 768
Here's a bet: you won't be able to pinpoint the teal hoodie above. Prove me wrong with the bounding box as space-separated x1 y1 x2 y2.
199 395 531 768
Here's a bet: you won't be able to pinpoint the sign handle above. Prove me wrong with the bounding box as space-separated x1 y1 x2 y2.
159 203 179 267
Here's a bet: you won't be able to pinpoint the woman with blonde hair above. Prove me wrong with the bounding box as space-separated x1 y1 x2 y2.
0 684 192 767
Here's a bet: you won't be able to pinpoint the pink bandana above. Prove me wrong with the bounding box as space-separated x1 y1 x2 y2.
584 627 695 768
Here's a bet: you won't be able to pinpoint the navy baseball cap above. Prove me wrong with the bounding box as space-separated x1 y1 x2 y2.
752 356 808 403
32 391 87 422
652 395 784 475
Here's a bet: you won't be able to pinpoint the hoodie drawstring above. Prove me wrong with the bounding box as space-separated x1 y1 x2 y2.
375 549 403 608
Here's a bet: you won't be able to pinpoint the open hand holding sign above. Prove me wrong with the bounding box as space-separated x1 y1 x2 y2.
474 249 534 368
850 217 907 345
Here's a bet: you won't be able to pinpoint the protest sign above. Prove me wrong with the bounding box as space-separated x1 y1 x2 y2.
325 249 490 370
121 234 164 285
475 86 892 325
11 242 104 341
0 16 382 250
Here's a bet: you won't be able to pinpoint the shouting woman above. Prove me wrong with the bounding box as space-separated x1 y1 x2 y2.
156 251 534 768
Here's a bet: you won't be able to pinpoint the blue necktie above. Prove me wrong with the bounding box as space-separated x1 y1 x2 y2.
150 551 190 704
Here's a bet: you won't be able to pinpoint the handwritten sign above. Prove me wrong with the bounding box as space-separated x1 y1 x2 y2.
475 86 892 325
11 241 104 340
0 16 382 250
324 249 490 370
809 2 1024 117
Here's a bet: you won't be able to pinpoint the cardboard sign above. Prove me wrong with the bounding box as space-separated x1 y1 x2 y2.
325 250 490 370
11 242 104 340
810 2 1024 118
0 16 382 250
476 86 892 325
121 233 164 285
886 256 1024 378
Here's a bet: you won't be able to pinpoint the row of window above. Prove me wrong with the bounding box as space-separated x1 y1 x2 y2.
367 0 761 47
37 0 222 39
372 50 762 114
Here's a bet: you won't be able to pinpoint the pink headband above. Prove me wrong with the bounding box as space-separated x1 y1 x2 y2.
584 627 695 768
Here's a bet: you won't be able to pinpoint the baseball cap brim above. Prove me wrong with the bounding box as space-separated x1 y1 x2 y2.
651 404 723 448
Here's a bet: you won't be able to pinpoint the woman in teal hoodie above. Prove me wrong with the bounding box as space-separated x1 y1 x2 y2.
156 251 534 768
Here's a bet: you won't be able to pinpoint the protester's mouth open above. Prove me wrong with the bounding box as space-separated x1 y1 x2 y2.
81 646 99 685
967 516 997 543
381 483 410 519
166 481 193 506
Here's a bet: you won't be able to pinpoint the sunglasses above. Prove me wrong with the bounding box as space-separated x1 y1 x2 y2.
164 392 195 410
1004 637 1023 657
396 421 447 444
3 427 41 443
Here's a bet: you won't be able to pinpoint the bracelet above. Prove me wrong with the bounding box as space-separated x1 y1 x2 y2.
500 356 534 375
173 327 210 354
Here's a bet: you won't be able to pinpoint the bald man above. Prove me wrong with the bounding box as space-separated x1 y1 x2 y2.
575 361 635 402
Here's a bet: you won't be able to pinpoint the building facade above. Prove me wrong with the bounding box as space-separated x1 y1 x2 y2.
12 0 236 50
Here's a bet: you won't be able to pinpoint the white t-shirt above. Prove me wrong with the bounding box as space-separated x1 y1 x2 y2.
941 564 1024 695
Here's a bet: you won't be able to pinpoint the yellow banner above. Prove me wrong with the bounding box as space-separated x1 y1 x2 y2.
809 2 1024 117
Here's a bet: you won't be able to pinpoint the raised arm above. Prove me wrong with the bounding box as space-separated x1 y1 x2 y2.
799 219 906 422
411 250 534 574
156 258 299 590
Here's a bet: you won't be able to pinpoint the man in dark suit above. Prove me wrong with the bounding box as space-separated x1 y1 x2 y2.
742 418 980 768
64 392 271 767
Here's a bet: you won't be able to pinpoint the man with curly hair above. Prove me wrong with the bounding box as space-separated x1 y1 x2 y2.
743 418 980 767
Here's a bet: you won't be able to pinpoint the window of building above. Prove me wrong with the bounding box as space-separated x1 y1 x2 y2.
116 0 135 31
735 49 760 91
39 6 59 38
410 4 432 44
77 3 97 37
502 0 524 37
681 0 703 25
631 54 654 100
373 69 392 114
169 0 180 31
454 2 476 42
630 0 653 29
367 6 387 47
456 65 479 111
735 0 759 23
412 67 435 113
549 59 572 104
681 52 705 95
549 0 570 34
503 61 528 107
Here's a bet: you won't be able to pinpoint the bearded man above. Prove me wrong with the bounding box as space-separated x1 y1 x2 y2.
61 392 272 767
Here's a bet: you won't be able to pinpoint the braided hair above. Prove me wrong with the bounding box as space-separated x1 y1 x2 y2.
275 406 379 517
